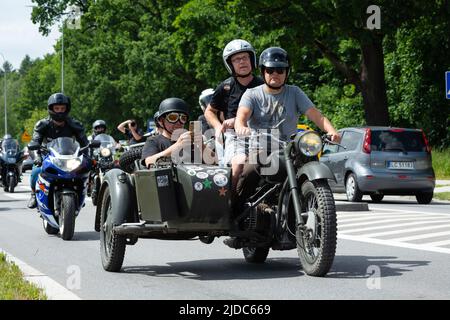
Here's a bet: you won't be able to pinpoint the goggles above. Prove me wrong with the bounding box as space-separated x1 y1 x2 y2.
165 112 188 124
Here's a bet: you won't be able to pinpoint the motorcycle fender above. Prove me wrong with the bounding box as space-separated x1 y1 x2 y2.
297 161 336 183
95 169 137 232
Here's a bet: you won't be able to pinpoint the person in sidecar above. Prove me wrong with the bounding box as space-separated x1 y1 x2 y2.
27 93 89 209
142 97 216 168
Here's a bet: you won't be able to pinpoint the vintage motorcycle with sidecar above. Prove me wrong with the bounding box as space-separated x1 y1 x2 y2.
95 130 338 276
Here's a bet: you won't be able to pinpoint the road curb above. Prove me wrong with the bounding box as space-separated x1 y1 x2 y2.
0 248 81 300
335 201 369 211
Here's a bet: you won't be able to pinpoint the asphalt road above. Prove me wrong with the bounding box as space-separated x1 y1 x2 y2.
1 174 449 300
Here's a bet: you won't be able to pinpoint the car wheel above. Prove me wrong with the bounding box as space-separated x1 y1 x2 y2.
416 192 433 204
345 173 363 202
370 194 384 203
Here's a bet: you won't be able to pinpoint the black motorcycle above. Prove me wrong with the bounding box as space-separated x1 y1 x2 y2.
0 139 25 193
88 134 118 206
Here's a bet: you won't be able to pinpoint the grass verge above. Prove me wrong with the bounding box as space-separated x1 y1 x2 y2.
434 192 450 201
432 149 450 179
0 252 47 300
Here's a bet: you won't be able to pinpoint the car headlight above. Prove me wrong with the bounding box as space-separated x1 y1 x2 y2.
53 158 82 171
100 148 112 157
298 132 322 157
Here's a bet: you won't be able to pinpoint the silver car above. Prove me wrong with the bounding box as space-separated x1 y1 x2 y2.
320 127 435 204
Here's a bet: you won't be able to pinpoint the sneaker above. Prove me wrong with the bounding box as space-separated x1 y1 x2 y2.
27 193 37 209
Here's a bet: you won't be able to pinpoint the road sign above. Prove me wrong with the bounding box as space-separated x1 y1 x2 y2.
21 131 31 143
446 71 450 99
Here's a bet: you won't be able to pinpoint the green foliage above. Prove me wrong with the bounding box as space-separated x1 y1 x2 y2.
1 0 447 148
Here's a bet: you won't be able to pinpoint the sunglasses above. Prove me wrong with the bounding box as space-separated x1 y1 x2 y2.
165 112 188 124
265 67 286 75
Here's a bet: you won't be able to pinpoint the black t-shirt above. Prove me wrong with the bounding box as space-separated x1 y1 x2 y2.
141 134 174 160
210 75 264 119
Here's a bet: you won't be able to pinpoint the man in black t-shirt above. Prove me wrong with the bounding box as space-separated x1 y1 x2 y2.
204 39 263 187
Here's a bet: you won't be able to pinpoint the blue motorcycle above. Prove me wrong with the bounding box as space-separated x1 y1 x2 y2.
29 137 100 240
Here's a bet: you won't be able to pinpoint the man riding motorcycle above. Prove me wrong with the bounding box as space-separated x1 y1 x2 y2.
27 93 89 209
89 119 107 142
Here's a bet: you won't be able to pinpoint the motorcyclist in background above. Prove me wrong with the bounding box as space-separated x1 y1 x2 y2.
88 120 107 142
27 93 89 209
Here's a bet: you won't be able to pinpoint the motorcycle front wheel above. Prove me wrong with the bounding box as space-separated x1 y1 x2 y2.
296 179 337 277
8 175 16 193
59 194 76 240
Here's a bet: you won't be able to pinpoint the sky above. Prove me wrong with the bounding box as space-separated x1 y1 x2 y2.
0 0 60 70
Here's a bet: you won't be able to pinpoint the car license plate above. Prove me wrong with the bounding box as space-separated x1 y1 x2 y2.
387 161 414 169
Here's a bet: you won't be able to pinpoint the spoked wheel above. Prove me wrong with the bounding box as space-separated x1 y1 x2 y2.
296 180 337 277
243 247 270 263
8 175 16 193
43 219 59 235
60 194 76 240
100 185 126 272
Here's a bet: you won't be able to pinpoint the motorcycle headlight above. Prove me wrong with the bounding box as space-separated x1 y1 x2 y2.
298 132 322 157
100 148 112 157
53 158 82 171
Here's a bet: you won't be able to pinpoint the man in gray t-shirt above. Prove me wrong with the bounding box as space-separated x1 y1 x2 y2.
229 47 340 221
240 84 313 141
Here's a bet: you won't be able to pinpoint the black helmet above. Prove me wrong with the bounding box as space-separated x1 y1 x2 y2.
259 47 290 89
153 111 162 128
47 93 71 121
158 98 189 117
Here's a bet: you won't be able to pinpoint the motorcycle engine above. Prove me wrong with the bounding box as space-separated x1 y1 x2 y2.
241 202 273 234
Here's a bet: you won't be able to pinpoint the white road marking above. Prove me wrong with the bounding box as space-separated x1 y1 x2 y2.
373 207 450 217
339 216 450 228
388 230 450 242
338 234 450 255
338 219 450 233
423 239 450 247
338 213 445 223
362 224 450 238
0 248 81 300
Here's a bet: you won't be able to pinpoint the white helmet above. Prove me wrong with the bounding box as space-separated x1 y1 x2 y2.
222 39 257 75
199 88 215 112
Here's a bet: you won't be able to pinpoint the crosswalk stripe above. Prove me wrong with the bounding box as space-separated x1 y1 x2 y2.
374 207 450 217
338 219 450 234
422 239 450 247
363 224 450 238
339 216 450 229
388 230 450 242
338 213 445 223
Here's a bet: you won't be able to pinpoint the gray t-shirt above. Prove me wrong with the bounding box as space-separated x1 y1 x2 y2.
239 84 314 140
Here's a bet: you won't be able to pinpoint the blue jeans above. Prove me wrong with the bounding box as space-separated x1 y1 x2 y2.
30 165 42 192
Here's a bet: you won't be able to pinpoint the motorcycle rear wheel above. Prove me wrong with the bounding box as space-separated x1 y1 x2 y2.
296 179 337 277
60 194 76 240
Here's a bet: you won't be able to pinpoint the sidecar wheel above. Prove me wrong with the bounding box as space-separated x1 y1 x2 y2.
296 180 337 277
43 219 59 235
100 185 126 272
60 194 76 240
243 247 270 263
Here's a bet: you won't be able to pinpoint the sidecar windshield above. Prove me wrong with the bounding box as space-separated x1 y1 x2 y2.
48 137 80 156
1 139 19 153
93 134 116 149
